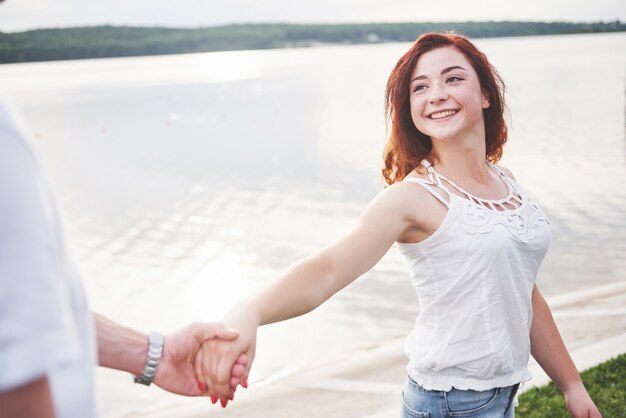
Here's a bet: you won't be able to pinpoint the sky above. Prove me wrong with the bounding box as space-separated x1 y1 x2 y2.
1 0 625 32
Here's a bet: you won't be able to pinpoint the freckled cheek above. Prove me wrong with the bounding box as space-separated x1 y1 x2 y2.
409 99 426 130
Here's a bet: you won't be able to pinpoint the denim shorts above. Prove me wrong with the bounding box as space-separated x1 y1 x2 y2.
401 376 519 418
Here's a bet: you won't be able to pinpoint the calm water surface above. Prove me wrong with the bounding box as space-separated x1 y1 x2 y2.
0 33 624 416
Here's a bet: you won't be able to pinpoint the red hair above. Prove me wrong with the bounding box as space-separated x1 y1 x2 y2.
382 32 507 185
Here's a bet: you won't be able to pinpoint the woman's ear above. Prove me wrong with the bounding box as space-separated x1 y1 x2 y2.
482 93 490 109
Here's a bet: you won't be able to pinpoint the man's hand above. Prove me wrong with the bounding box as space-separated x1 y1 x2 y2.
153 322 247 396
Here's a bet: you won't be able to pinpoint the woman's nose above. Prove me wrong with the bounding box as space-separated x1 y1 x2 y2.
429 83 448 103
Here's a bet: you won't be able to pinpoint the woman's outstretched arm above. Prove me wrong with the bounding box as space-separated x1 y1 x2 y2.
199 183 424 403
529 285 602 417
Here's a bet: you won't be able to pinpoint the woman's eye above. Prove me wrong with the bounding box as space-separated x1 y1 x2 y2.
412 84 427 93
447 76 464 83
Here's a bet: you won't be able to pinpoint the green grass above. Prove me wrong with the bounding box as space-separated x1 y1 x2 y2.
517 353 626 417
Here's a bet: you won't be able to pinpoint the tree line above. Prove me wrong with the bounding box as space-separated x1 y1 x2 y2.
1 21 624 64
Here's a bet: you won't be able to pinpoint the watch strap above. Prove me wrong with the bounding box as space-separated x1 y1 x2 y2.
133 332 164 386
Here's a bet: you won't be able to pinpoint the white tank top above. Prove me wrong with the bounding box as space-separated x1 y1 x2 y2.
397 160 551 391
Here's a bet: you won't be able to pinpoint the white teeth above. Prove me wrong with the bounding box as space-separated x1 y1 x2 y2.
430 110 457 119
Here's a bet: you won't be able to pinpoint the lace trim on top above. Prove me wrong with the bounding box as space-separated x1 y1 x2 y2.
419 160 549 244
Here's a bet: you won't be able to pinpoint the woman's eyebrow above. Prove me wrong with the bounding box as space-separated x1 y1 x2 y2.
441 65 467 74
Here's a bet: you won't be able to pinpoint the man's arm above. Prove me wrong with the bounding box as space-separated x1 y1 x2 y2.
0 376 56 418
94 313 149 376
94 313 247 396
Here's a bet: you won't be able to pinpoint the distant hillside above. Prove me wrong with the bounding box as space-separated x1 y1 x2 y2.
1 21 624 64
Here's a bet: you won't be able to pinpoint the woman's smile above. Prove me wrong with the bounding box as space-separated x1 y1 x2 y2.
427 109 459 120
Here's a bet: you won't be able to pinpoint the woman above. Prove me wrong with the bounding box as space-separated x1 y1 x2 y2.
197 33 601 417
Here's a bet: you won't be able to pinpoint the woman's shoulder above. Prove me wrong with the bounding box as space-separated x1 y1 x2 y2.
401 166 433 183
383 169 435 196
374 171 445 213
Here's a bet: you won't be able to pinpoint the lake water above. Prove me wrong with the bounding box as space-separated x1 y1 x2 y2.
1 32 625 416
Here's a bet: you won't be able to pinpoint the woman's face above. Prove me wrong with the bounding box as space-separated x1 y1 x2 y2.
408 46 489 144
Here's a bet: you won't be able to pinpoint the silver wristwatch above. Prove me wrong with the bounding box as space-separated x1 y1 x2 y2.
133 332 164 386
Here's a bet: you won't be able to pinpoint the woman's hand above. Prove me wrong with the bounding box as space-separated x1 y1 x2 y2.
153 322 244 396
564 383 602 418
196 309 259 407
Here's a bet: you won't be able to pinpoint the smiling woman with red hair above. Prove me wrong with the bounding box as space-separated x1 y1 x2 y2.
383 32 507 185
199 33 601 418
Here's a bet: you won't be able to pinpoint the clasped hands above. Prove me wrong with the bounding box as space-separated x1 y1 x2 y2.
194 311 258 407
154 313 256 408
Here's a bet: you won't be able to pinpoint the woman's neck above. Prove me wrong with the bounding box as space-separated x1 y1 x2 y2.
428 124 490 174
430 143 491 184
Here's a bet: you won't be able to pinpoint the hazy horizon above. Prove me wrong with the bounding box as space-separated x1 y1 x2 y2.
1 0 624 33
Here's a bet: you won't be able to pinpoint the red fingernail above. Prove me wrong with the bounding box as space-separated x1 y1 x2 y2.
220 399 227 408
197 381 206 392
210 394 217 404
242 376 248 388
